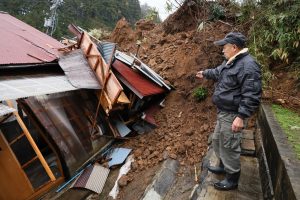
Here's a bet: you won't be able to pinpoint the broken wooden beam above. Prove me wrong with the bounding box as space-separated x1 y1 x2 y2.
78 32 129 114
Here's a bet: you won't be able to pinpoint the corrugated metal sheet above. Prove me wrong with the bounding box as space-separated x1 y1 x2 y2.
97 42 116 67
112 60 165 99
58 49 101 89
71 163 110 194
115 50 134 66
0 12 64 66
0 103 16 116
0 74 77 101
131 54 172 91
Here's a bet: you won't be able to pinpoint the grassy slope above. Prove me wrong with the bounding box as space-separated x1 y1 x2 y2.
272 104 300 159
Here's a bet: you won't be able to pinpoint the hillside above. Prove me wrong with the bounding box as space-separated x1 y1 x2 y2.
0 0 141 38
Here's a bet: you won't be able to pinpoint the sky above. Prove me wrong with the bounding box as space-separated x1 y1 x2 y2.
139 0 176 21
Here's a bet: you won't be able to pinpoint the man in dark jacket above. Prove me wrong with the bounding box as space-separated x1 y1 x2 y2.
196 32 262 190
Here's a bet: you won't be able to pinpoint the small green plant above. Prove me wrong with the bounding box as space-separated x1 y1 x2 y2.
209 3 225 20
193 87 208 101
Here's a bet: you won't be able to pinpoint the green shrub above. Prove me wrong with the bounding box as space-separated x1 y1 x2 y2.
193 87 208 101
247 0 300 68
233 0 300 89
209 3 225 20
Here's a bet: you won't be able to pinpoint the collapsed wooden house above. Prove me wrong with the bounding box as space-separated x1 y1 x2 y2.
0 11 115 200
0 12 171 200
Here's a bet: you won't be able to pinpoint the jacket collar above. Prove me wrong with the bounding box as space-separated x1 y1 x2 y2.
226 48 249 65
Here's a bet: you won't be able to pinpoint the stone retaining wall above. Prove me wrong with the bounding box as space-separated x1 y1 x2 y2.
258 104 300 200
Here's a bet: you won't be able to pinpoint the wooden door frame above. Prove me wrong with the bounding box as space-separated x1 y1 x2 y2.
2 100 65 200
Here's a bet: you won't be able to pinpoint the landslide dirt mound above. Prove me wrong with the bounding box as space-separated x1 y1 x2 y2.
107 1 299 199
109 3 235 172
162 0 204 34
263 72 300 113
110 17 135 46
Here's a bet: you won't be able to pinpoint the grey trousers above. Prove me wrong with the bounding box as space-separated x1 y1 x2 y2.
212 112 242 174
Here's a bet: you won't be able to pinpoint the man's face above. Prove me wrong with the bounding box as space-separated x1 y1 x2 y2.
222 43 238 60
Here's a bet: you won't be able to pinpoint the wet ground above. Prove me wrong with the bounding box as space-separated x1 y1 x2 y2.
196 149 263 200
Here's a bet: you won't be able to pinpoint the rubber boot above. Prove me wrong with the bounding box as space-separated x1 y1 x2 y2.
207 159 226 174
214 171 240 191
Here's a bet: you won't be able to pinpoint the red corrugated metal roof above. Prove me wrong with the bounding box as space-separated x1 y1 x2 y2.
0 12 65 65
112 60 165 98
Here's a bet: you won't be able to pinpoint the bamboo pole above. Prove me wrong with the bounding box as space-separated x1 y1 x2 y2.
6 100 56 181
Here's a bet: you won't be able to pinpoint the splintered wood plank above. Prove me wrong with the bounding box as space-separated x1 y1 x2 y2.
78 31 130 113
91 58 104 84
80 34 93 54
82 33 109 79
93 57 100 70
100 91 112 114
105 74 122 104
118 91 131 104
91 47 109 80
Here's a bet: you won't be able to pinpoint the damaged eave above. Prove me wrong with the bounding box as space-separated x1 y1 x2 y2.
0 62 59 69
76 31 130 114
0 73 77 101
58 49 101 90
0 12 64 66
0 103 16 117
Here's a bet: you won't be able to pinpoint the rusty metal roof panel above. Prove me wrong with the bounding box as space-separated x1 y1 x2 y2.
97 42 116 66
71 163 110 194
0 103 16 116
112 60 165 98
0 12 64 66
58 49 101 89
0 74 77 101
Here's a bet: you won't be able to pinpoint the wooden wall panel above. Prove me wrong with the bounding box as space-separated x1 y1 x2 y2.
78 32 129 114
105 74 122 104
0 131 34 200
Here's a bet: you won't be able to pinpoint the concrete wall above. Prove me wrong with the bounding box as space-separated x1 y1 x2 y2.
258 104 300 200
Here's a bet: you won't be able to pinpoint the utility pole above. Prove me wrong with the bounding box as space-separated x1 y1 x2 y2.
44 0 64 36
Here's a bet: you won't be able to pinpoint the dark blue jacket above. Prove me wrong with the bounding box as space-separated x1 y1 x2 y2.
203 51 262 119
